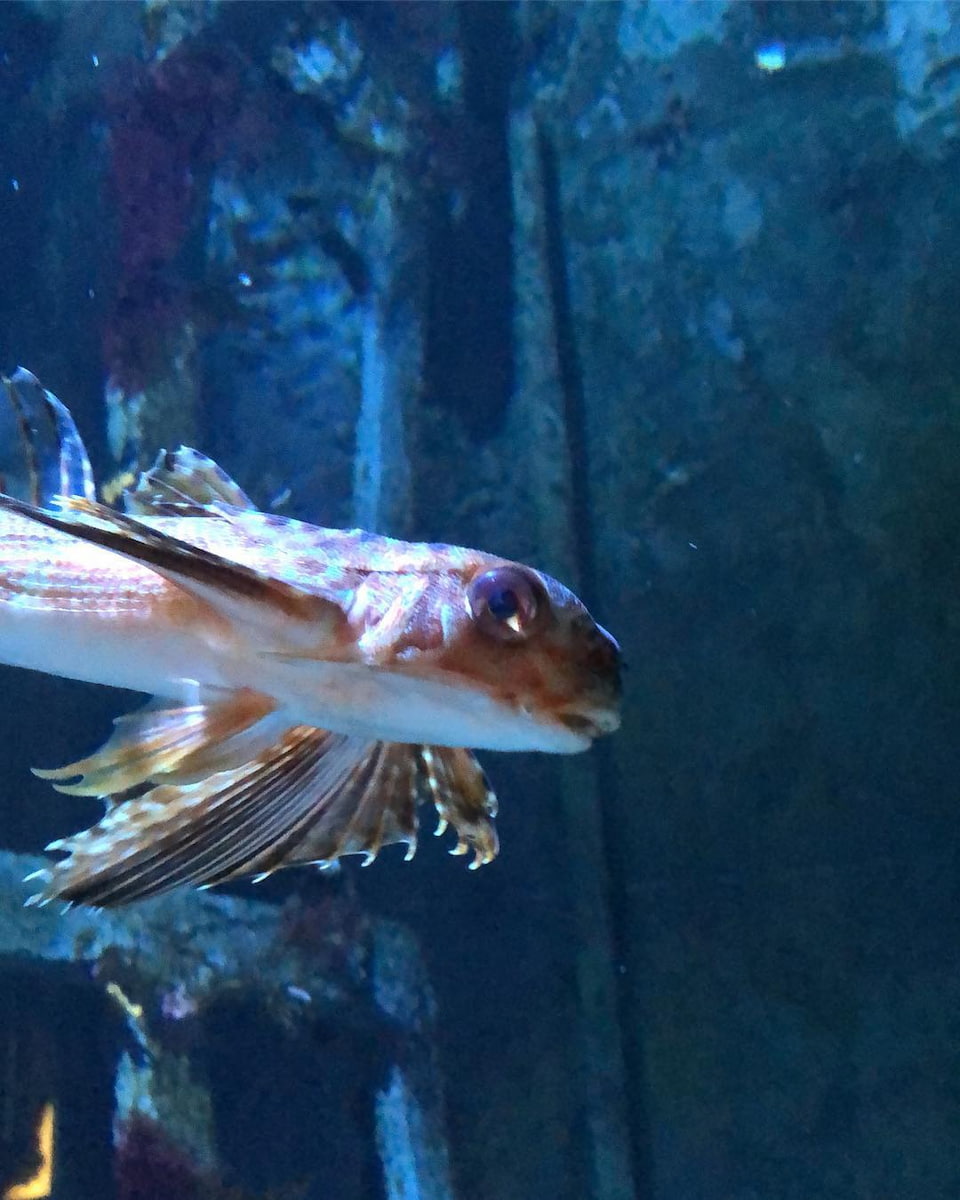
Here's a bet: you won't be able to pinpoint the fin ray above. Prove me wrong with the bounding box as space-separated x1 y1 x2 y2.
421 746 499 866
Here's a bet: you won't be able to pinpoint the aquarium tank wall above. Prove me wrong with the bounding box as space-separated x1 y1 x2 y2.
0 2 956 1198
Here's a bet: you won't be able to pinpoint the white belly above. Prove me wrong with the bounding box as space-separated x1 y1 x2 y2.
0 601 230 701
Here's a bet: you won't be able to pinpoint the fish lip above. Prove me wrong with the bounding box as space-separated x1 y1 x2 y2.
559 707 621 739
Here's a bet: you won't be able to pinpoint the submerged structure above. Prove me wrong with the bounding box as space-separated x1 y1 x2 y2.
0 1 959 1198
0 852 452 1200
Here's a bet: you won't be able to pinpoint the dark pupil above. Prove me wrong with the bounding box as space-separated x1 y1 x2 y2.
487 587 520 621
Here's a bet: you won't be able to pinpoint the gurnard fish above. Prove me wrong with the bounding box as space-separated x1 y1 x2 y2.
0 369 622 907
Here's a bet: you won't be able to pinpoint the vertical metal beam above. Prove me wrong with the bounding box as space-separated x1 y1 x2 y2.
353 183 415 537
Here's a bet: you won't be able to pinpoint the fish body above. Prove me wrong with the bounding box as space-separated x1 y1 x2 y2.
0 370 622 906
0 510 220 695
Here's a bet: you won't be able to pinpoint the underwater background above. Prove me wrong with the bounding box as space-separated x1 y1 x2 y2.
0 1 957 1197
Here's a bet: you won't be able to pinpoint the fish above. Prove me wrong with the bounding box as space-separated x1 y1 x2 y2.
0 368 622 907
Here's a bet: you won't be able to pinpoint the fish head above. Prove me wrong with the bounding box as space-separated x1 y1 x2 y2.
377 557 622 754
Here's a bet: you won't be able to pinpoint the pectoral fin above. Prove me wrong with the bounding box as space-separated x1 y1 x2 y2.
37 727 374 906
29 728 499 906
0 494 347 651
34 688 279 797
419 746 500 867
266 743 499 871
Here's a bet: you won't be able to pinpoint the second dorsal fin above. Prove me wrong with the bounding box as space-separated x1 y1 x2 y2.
123 447 257 516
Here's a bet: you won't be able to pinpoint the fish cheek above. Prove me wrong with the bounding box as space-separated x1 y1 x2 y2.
541 632 605 708
478 626 581 712
463 628 552 703
390 599 451 661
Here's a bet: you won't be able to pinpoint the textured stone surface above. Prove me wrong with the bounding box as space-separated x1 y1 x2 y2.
513 2 960 1197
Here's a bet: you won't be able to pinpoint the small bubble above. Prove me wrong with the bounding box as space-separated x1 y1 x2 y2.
91 53 99 68
237 272 252 287
10 178 19 192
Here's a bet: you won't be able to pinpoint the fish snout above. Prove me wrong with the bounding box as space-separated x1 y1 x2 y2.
557 617 623 741
583 619 623 701
592 622 622 684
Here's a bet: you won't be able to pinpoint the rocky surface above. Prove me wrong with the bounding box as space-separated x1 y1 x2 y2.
0 851 453 1199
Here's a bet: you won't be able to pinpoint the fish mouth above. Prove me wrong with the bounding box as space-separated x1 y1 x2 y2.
559 707 622 740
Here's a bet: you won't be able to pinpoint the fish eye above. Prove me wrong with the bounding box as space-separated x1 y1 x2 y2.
468 566 544 642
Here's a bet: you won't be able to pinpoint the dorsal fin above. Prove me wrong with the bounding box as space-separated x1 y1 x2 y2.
0 368 95 506
123 447 256 516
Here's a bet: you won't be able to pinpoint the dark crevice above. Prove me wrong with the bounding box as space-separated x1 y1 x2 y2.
200 993 388 1199
422 1 516 440
0 957 118 1200
534 126 596 605
536 123 653 1200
